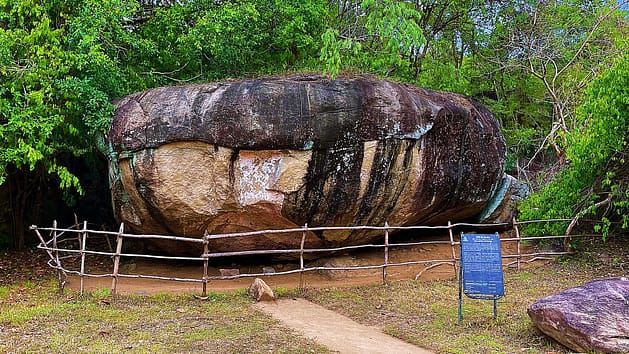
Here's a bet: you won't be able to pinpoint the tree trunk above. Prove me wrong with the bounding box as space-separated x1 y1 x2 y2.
9 168 31 250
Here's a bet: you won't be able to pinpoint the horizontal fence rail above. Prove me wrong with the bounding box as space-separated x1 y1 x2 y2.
30 218 597 296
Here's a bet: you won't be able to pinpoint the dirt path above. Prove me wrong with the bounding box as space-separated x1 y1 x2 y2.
255 298 433 354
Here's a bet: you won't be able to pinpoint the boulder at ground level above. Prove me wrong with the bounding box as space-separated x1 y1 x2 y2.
104 76 507 256
527 277 629 353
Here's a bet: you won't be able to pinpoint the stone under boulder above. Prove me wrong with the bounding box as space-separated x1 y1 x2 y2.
477 174 529 225
527 277 629 353
103 75 507 255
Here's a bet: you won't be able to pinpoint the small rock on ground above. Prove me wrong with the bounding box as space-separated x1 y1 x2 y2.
248 278 275 302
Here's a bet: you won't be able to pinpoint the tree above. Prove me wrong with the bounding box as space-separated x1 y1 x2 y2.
137 0 332 82
519 52 629 238
484 0 628 164
319 0 424 78
403 0 489 80
0 0 123 248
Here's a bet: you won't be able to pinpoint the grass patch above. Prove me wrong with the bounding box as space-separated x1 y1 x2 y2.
1 237 626 353
303 246 628 354
0 280 331 353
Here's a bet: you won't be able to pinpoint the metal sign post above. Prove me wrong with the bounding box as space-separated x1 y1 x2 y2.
458 232 504 322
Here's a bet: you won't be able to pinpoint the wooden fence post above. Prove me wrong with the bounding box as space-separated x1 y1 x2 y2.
513 217 522 271
110 223 124 296
32 221 66 294
383 222 389 285
202 231 209 297
299 224 307 291
79 221 88 295
51 220 65 293
448 221 458 277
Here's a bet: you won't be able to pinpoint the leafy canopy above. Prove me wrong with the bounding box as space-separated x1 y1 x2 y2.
519 53 629 237
320 0 425 78
0 0 108 190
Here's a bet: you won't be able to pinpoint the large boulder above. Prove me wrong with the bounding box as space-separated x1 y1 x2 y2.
528 277 629 353
103 76 507 254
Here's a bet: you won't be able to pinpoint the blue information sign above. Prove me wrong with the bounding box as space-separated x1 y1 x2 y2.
458 233 504 321
461 233 504 297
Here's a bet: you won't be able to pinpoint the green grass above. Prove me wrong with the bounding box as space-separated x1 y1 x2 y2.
0 279 331 353
1 238 626 353
303 248 628 354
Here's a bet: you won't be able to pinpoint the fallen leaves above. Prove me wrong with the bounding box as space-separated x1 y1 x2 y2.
0 250 53 286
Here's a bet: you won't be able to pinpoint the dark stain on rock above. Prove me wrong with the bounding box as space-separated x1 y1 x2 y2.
285 143 364 227
409 95 505 224
349 139 417 243
356 139 400 223
109 77 441 153
229 148 239 188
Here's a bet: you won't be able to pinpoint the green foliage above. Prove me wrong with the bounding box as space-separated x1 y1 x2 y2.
187 2 266 76
413 60 470 93
0 0 132 249
1 0 628 248
139 0 331 82
65 0 149 96
320 0 424 78
485 1 627 160
570 55 629 168
0 0 128 189
502 127 539 172
0 2 72 187
519 53 629 236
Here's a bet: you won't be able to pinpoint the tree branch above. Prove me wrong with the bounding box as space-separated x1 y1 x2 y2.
556 1 627 78
565 194 613 236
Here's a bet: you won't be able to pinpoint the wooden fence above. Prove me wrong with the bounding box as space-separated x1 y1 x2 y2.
30 218 596 296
